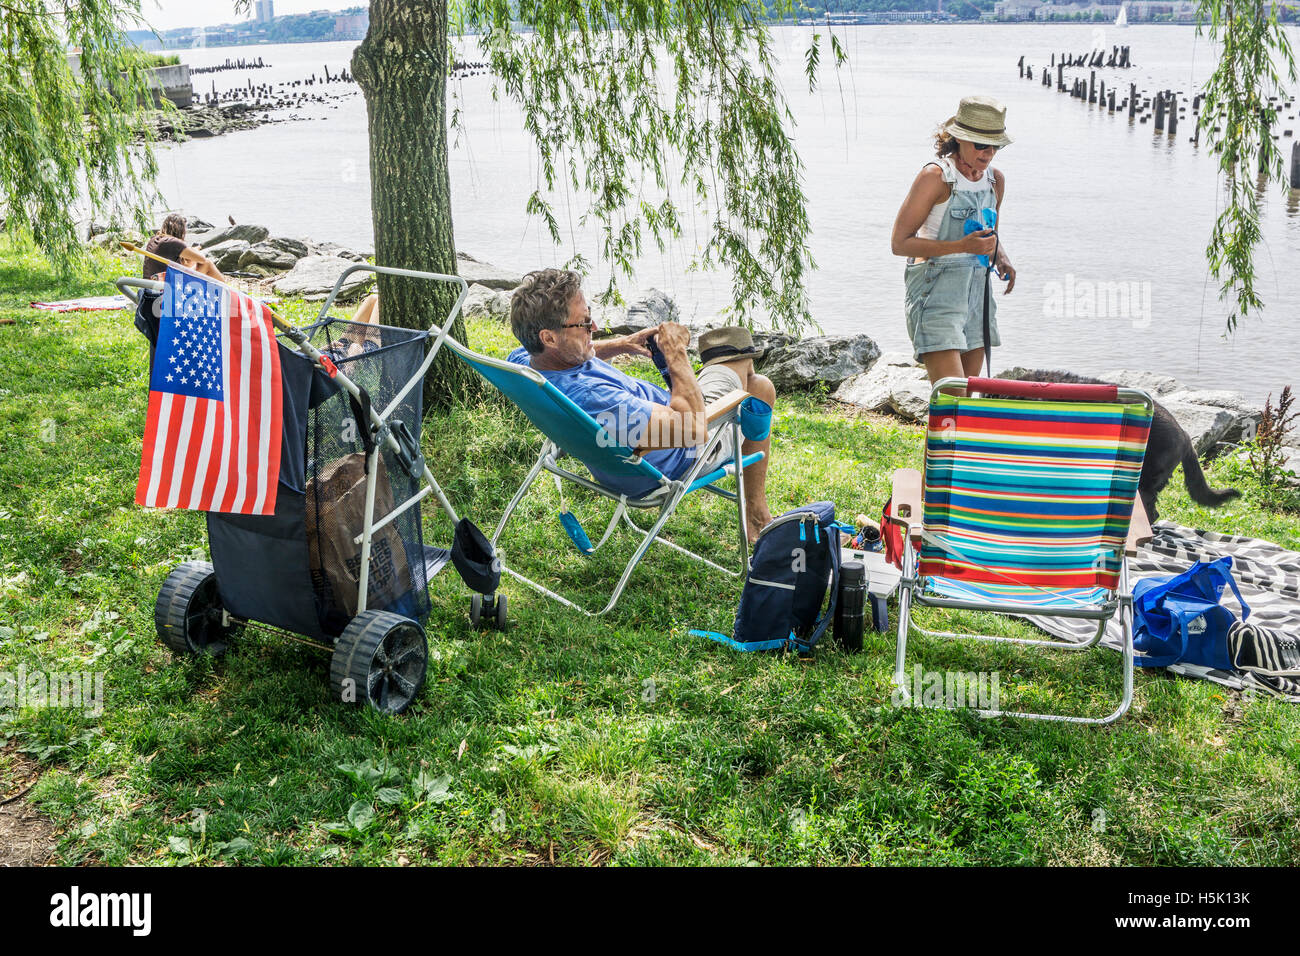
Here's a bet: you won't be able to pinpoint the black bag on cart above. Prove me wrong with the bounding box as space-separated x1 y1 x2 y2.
206 321 436 638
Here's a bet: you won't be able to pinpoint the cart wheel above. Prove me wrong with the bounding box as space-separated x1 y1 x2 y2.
870 594 889 633
469 593 483 628
155 561 235 657
494 593 508 631
330 611 427 715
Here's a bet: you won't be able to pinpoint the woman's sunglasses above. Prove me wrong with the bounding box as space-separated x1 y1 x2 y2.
972 143 1001 152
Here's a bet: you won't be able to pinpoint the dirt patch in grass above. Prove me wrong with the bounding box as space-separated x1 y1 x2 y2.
59 546 83 575
0 748 57 866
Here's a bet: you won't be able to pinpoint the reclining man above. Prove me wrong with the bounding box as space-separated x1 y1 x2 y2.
507 268 776 543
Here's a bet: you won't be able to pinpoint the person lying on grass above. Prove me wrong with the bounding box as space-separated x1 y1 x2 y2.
507 268 776 543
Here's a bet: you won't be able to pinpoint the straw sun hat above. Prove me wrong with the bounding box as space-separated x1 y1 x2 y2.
697 327 769 369
942 95 1014 147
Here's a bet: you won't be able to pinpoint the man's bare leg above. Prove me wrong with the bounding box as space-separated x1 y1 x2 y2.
715 358 775 542
741 371 775 541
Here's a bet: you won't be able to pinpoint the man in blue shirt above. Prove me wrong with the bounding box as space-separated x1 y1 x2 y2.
507 268 775 542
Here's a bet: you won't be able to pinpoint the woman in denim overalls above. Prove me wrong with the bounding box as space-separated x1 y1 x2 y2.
891 96 1016 384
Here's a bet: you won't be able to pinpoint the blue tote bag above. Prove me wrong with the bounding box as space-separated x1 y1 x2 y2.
1132 556 1249 670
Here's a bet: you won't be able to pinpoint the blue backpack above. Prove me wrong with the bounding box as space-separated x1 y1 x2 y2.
692 501 843 652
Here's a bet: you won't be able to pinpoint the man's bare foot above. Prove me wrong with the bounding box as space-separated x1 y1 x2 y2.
746 512 774 546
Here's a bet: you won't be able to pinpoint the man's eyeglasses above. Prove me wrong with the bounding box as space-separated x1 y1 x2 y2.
561 319 596 331
972 143 1001 152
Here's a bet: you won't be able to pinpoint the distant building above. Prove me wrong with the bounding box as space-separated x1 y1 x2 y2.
333 12 369 39
255 0 274 23
994 0 1047 18
1023 0 1199 18
825 10 954 22
125 28 164 51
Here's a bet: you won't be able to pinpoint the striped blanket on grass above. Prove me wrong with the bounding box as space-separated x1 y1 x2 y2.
30 295 131 312
1025 522 1300 701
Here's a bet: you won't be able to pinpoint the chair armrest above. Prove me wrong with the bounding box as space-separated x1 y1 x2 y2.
1125 495 1153 556
704 388 750 425
890 468 923 541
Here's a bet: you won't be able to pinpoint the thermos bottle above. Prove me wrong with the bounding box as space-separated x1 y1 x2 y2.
835 560 867 652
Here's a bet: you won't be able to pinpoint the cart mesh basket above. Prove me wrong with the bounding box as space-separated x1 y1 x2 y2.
301 317 432 634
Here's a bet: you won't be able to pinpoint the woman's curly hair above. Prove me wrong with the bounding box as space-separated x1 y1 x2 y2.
160 213 187 238
933 126 960 158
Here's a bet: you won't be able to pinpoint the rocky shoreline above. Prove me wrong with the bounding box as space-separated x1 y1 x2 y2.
147 103 289 142
97 214 1296 474
470 286 1300 477
94 215 522 307
460 266 1292 472
145 87 360 144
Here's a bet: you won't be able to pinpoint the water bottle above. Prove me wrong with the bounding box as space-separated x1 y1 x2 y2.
835 560 867 652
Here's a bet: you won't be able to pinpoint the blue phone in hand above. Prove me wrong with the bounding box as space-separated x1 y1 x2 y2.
647 334 671 388
963 207 999 270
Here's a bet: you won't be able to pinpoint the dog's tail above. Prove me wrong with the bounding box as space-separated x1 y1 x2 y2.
1181 443 1241 508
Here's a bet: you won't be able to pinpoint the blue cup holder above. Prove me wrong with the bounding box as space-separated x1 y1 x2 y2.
740 396 772 442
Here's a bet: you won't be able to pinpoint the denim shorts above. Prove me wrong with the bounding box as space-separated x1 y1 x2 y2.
904 258 1000 361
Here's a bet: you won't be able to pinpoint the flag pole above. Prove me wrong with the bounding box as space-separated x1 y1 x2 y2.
120 241 300 337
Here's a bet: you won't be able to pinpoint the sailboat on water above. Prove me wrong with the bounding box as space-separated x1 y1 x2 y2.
1115 4 1129 28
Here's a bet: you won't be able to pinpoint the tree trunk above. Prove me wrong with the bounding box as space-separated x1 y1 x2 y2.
351 0 477 413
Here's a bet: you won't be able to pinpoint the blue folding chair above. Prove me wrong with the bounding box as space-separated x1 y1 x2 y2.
441 340 764 615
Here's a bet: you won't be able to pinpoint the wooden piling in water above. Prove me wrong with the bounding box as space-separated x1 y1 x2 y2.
1155 94 1165 131
1291 142 1300 188
1129 83 1137 118
1168 94 1178 135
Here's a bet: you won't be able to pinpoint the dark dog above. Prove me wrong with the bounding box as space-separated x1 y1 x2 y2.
999 370 1240 523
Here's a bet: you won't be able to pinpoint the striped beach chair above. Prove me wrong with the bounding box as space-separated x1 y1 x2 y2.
889 376 1155 724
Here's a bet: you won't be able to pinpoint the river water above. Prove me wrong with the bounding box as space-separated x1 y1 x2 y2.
154 25 1300 403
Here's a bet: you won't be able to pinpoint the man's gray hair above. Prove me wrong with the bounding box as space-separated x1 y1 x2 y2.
510 268 582 355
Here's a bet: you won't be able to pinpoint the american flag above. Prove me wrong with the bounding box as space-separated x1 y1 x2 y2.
135 265 282 515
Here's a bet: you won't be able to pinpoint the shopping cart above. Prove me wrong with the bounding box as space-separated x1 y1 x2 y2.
118 264 505 715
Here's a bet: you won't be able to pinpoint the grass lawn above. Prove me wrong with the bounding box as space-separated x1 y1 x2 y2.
2 240 1298 866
